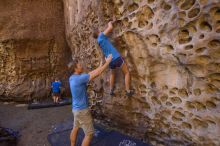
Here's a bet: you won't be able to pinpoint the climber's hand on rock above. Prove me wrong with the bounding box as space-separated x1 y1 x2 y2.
112 17 117 24
108 21 113 28
112 17 116 22
104 22 114 35
105 54 112 63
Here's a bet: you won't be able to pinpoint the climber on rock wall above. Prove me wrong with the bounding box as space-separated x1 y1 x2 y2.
68 54 112 146
92 21 134 97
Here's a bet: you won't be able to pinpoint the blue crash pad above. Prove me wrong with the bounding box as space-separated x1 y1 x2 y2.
48 120 150 146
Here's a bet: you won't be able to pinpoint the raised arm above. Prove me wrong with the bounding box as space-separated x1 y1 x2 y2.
89 54 112 81
103 21 113 36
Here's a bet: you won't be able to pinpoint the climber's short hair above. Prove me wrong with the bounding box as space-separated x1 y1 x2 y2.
92 28 99 39
68 58 79 73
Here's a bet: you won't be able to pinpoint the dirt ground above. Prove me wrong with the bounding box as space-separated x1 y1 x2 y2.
0 102 73 146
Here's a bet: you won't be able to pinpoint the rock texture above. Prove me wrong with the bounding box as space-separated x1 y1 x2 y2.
0 0 71 101
1 0 220 145
65 0 220 145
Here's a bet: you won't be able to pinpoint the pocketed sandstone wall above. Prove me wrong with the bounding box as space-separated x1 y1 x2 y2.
0 0 71 102
1 0 219 145
65 0 220 145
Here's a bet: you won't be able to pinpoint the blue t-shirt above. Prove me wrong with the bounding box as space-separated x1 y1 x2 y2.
97 32 121 61
52 81 61 93
69 73 90 111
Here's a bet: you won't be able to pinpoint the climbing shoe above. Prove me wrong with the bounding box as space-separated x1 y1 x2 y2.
110 89 115 96
126 90 135 97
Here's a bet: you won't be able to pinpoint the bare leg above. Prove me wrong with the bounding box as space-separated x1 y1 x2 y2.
55 96 59 103
82 134 93 146
121 63 130 91
70 127 79 146
52 96 56 103
110 69 116 92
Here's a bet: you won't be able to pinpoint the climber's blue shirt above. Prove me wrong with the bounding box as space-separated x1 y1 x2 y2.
97 32 121 61
69 73 90 111
51 81 61 93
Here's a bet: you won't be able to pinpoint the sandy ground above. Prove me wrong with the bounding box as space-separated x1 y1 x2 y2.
0 102 73 146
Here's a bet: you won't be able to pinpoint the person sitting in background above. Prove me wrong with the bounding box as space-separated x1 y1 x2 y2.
51 78 62 103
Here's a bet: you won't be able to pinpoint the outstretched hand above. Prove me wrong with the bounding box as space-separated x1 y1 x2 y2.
104 21 114 36
89 54 113 81
108 21 113 25
105 54 112 63
112 17 117 23
108 21 113 28
99 59 103 67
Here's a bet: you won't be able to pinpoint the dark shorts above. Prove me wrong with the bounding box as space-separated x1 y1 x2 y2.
52 92 61 97
109 56 124 69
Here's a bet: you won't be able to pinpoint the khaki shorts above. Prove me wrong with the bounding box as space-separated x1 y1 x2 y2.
72 108 94 135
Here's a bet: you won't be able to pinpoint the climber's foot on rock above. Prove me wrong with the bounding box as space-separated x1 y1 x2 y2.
110 89 115 96
126 89 135 97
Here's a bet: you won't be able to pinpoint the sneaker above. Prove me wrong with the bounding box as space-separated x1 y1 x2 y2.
126 90 135 97
110 89 115 96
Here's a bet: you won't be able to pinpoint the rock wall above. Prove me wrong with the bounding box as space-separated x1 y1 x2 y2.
0 0 71 102
65 0 220 145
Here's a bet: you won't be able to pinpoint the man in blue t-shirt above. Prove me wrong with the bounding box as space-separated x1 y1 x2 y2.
68 54 112 146
51 78 62 103
92 21 134 97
